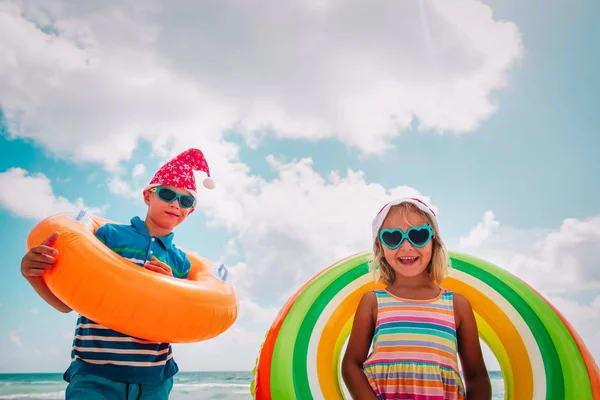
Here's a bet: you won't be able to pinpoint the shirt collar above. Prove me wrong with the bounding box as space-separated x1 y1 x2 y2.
130 216 174 248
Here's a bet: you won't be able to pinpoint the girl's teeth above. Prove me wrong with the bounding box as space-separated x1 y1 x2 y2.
399 256 418 264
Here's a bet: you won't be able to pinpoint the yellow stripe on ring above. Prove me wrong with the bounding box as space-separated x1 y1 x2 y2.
317 281 380 399
444 277 533 399
474 311 514 397
333 313 354 395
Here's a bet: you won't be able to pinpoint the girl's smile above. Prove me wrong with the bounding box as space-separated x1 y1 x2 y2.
397 255 420 265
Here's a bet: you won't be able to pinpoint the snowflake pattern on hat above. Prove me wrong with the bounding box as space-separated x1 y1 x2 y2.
145 148 215 200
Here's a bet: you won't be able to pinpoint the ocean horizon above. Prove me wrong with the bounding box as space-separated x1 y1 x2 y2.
0 371 505 399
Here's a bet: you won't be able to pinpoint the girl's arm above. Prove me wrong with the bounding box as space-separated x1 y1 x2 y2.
341 291 379 400
454 294 492 399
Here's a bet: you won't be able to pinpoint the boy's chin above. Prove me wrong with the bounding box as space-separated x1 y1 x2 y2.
160 218 184 229
160 221 179 229
154 214 186 229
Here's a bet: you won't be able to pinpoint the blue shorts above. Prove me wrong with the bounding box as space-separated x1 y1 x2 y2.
65 373 174 400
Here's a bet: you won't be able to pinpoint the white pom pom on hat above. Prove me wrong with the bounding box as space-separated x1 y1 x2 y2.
203 176 216 189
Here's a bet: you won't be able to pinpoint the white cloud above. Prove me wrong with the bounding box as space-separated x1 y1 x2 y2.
132 163 145 178
0 167 104 220
459 213 600 295
9 331 22 347
459 210 500 247
1 0 222 170
204 155 432 304
515 216 600 294
1 0 523 169
108 163 150 199
237 299 280 327
107 176 139 199
150 0 523 152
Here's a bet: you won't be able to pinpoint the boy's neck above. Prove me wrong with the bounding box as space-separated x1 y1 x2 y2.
143 216 173 238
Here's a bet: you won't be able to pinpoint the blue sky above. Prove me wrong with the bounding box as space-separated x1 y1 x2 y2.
1 0 599 377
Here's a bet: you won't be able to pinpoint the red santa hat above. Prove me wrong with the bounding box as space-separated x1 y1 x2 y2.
372 197 439 243
143 148 215 200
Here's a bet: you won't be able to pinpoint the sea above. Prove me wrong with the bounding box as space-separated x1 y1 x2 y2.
0 371 505 399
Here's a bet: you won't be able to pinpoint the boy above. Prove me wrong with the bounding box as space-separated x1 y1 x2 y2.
20 148 215 399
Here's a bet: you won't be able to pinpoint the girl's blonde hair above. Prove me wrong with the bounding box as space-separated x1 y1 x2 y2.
370 202 449 286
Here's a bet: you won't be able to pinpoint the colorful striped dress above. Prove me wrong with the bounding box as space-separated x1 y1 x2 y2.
363 289 467 400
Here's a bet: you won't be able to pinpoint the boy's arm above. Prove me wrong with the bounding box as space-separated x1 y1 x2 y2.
21 232 72 313
24 275 72 313
22 225 111 314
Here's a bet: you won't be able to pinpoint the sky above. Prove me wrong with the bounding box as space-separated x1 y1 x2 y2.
0 0 599 376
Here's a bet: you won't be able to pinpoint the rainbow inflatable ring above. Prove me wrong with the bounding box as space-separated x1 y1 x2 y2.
250 251 599 399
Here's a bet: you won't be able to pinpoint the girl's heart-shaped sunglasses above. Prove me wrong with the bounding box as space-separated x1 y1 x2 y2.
379 224 434 249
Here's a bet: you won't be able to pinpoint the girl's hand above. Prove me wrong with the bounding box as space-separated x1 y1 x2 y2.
455 294 492 399
341 291 380 400
144 257 173 277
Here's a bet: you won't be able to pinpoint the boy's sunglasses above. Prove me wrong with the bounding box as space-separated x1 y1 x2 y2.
150 187 196 209
379 224 434 249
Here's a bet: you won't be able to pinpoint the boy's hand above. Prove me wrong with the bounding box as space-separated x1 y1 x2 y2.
144 257 173 277
21 232 59 278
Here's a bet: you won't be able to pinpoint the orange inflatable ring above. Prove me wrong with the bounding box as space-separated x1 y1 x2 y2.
26 212 239 343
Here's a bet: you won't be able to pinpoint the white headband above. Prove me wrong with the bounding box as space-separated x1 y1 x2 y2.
372 198 439 243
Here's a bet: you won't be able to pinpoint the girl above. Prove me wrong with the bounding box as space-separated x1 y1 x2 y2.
342 198 492 399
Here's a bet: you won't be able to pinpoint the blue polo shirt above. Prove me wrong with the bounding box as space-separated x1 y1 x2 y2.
63 216 191 384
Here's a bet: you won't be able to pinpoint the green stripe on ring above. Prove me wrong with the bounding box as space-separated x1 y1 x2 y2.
451 252 592 399
293 259 371 398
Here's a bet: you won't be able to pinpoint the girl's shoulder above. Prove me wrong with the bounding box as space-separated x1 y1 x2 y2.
360 289 379 304
451 292 471 308
356 290 378 325
451 292 474 328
